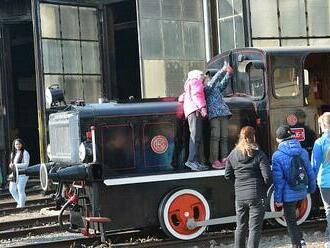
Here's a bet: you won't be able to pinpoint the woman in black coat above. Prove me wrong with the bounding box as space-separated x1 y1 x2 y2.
225 126 272 248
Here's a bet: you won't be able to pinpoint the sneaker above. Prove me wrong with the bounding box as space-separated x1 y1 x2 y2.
300 239 307 248
212 160 225 170
197 162 209 171
185 161 200 171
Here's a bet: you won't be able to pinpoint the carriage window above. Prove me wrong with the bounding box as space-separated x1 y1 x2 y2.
102 125 135 170
274 67 299 97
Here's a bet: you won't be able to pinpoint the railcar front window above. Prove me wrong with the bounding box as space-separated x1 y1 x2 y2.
274 67 299 97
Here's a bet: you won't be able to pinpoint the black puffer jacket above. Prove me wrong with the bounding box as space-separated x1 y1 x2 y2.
225 148 272 201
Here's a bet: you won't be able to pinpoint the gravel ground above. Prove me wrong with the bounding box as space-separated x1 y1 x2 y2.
207 230 326 248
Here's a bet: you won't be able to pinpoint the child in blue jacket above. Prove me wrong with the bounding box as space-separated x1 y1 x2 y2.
272 125 316 248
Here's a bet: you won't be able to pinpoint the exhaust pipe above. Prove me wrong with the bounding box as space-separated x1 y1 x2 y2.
40 163 89 191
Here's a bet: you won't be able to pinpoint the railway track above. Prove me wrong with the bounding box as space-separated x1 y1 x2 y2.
1 219 325 248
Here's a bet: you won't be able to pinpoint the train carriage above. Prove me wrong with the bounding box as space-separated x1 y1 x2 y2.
21 47 330 240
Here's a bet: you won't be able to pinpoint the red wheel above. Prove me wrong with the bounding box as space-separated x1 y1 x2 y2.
158 189 210 240
269 187 312 226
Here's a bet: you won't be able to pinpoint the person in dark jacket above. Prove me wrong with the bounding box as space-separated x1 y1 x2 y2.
272 125 316 248
225 126 272 248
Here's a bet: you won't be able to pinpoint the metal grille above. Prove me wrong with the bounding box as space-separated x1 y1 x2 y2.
48 111 80 163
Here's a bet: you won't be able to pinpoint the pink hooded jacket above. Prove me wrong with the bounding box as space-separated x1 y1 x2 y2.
179 70 207 118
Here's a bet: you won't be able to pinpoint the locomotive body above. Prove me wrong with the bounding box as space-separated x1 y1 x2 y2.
27 46 330 240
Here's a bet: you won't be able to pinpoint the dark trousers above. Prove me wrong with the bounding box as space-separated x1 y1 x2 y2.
187 112 203 162
283 201 303 246
209 116 229 162
235 199 265 248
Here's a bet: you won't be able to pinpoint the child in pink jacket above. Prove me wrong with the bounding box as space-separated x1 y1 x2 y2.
179 70 208 171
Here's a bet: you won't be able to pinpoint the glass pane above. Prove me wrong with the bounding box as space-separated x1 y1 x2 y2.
143 60 166 98
81 41 101 74
281 39 307 46
79 7 98 40
307 0 330 36
60 5 79 39
183 22 205 60
64 75 83 102
44 74 64 90
233 0 243 14
309 38 330 46
248 67 264 98
274 67 299 97
279 0 306 37
139 0 161 18
40 4 60 38
83 76 102 103
182 0 203 21
163 21 183 59
251 0 278 37
252 39 280 47
219 18 235 52
234 15 245 48
42 39 62 73
164 60 185 96
140 19 163 59
62 40 82 74
44 75 64 108
219 0 233 18
162 0 182 19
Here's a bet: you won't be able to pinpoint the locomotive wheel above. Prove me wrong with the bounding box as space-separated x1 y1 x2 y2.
269 187 312 226
158 189 210 240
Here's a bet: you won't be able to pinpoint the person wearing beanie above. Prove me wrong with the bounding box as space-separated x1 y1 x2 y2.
272 125 316 248
311 112 330 246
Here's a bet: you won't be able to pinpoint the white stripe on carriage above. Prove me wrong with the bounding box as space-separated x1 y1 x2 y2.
104 170 225 186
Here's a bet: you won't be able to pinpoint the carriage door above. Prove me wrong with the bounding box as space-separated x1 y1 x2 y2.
31 1 102 161
269 55 316 154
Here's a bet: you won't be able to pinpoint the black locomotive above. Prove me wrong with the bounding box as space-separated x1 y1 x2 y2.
20 46 330 240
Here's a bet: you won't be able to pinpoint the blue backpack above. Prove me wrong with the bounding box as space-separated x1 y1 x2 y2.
280 151 308 191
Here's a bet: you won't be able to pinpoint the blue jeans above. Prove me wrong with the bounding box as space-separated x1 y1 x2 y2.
235 199 265 248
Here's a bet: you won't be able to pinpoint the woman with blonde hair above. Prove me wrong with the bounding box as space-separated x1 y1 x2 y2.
312 112 330 245
225 126 272 248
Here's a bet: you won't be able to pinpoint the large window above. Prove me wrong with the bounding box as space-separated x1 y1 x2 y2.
40 4 102 105
138 0 206 98
273 67 299 98
250 0 330 47
217 0 245 52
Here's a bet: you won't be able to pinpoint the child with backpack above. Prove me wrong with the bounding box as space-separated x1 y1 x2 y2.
272 125 316 248
311 112 330 247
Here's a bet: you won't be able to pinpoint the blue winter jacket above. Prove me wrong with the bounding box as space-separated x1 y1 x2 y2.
204 69 232 120
311 130 330 188
272 139 316 203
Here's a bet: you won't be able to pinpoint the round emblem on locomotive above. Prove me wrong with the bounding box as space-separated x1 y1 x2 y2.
287 114 298 126
151 135 168 154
